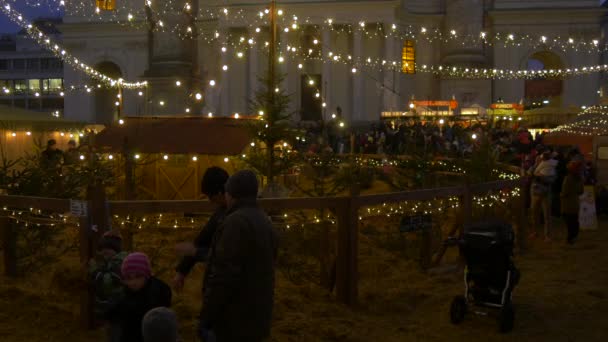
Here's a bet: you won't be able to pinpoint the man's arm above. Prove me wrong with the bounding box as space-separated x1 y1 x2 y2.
175 210 222 275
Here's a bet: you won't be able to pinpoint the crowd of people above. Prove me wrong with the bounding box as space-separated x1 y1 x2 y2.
89 168 278 342
301 117 549 164
524 145 594 245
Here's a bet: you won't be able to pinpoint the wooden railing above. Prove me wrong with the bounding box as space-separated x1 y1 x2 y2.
0 177 525 328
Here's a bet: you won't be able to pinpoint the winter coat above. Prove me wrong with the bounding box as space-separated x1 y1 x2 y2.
534 159 558 178
106 276 172 342
175 206 227 276
89 251 128 317
560 174 584 215
201 199 278 342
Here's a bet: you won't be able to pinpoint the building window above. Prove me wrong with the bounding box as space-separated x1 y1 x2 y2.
96 0 116 11
0 80 12 91
41 58 62 71
27 58 40 71
0 60 8 71
401 40 416 74
43 78 63 93
28 79 41 93
13 79 27 94
12 59 25 70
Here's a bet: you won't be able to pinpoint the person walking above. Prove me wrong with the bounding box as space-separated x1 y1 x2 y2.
560 161 585 245
200 170 278 342
529 151 556 242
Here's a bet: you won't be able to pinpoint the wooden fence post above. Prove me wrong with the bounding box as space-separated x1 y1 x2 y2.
123 139 135 251
1 217 17 277
80 182 108 329
517 179 527 253
460 182 473 234
335 190 359 306
319 220 332 290
419 228 432 270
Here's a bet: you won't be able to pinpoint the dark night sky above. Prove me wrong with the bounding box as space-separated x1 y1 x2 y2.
0 2 61 33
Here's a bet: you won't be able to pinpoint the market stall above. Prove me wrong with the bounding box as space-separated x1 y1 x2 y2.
0 105 95 161
544 106 608 185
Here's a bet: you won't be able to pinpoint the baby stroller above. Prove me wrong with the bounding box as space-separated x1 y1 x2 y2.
449 221 520 333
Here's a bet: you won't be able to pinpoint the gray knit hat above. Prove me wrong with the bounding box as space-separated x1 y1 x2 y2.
142 307 178 342
225 169 258 199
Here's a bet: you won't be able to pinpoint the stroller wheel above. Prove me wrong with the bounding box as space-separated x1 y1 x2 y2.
450 296 467 324
498 303 515 333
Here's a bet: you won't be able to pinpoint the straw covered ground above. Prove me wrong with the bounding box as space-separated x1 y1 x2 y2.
1 217 607 342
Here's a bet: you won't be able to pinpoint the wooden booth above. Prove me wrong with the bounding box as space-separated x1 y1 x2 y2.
94 116 252 200
0 105 95 162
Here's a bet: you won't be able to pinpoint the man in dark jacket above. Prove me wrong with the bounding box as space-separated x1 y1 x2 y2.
200 170 278 342
40 139 63 169
173 167 230 291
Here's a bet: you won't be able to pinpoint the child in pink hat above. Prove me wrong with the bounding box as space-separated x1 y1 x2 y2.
106 252 172 342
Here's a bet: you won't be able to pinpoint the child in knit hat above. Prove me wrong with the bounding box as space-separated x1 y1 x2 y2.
89 232 128 318
106 252 172 342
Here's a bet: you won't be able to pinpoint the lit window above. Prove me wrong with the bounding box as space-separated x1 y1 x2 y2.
401 40 416 74
96 0 116 11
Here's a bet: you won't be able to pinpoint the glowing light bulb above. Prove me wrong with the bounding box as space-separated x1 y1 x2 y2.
192 156 198 161
108 155 114 160
163 155 169 160
209 80 216 86
237 52 244 58
224 157 229 162
234 113 240 119
118 119 124 125
159 101 165 106
195 93 203 100
208 112 214 117
26 131 31 136
223 65 228 71
79 155 85 160
298 64 303 69
277 9 283 16
176 81 182 86
134 154 140 160
351 68 357 73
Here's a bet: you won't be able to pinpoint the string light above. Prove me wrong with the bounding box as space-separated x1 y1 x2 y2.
0 3 147 89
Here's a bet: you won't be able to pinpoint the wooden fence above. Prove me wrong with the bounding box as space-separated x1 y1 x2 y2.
0 177 525 328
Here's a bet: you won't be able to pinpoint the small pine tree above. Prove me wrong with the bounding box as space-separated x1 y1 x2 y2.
244 74 298 187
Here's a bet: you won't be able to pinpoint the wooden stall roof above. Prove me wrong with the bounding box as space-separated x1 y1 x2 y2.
94 116 253 155
0 105 88 130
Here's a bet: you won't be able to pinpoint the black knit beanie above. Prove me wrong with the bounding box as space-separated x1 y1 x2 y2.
225 170 258 199
98 234 122 253
201 167 230 196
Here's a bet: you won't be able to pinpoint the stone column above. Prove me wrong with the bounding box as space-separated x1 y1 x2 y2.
321 28 333 121
143 0 200 115
220 33 230 117
352 29 364 121
248 29 259 104
383 33 397 111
